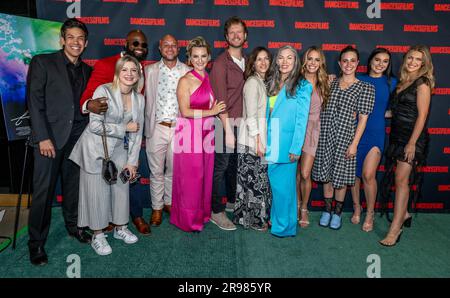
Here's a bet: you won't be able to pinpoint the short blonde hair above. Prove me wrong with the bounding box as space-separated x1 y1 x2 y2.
112 55 142 91
186 36 211 66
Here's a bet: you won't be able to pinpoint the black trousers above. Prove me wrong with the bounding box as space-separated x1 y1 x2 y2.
28 132 81 249
212 126 238 213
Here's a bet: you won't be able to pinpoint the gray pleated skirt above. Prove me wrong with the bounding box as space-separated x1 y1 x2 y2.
78 139 130 231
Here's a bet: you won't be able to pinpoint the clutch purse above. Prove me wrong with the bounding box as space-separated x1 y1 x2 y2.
101 121 118 185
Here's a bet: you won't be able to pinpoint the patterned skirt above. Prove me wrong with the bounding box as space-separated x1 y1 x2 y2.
233 145 272 230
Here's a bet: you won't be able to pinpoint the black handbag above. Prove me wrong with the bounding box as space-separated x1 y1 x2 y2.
101 121 118 185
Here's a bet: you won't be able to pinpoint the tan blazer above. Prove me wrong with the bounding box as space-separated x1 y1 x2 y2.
144 59 191 139
237 75 268 155
70 83 144 173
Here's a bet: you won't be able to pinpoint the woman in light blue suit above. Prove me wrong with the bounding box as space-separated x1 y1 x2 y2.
265 45 312 237
70 55 144 255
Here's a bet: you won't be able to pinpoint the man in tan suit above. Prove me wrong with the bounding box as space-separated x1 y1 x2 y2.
144 34 191 226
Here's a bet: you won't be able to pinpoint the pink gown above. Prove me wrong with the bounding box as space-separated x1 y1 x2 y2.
170 70 215 232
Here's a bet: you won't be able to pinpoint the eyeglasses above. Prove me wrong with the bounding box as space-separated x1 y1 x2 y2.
132 41 148 49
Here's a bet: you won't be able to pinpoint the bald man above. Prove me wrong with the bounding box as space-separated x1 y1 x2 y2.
144 34 191 227
79 29 152 235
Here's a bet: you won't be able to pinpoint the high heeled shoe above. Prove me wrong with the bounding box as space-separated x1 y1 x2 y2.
362 211 375 232
403 216 412 228
379 229 403 247
351 204 362 224
298 209 310 228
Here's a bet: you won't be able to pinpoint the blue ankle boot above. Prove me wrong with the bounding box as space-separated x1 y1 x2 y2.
329 214 342 230
319 212 331 227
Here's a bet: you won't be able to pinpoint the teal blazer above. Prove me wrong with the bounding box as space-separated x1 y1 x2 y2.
266 79 312 163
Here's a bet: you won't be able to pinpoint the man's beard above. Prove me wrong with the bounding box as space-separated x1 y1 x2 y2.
125 48 147 61
228 40 245 49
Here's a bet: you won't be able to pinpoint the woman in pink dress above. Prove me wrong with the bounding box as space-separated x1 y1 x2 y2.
170 36 226 232
296 46 330 227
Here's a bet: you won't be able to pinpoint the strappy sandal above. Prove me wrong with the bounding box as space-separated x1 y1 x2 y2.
351 204 362 224
362 210 375 232
298 209 310 228
379 229 403 247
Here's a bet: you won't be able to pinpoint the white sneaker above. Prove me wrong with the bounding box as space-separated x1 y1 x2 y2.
91 233 112 256
114 227 138 244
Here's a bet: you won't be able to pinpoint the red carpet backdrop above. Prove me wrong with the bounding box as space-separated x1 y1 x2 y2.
36 0 449 211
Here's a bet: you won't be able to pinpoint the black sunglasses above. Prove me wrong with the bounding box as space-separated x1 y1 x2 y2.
132 40 148 49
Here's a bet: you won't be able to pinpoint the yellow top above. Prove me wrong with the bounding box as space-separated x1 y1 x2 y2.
269 95 278 109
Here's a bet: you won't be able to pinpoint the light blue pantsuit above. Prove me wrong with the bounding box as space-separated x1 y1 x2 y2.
266 80 312 237
268 162 299 237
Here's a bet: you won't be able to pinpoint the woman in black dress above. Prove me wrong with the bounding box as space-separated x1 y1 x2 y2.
380 45 435 246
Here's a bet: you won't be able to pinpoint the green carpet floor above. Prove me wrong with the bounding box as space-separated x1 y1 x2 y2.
1 208 449 278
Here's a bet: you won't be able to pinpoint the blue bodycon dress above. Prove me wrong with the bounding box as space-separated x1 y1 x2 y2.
356 75 397 178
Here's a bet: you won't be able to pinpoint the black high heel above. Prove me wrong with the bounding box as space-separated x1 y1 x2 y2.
403 216 412 228
379 229 403 247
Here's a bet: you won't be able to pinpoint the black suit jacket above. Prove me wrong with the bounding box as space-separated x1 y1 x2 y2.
27 50 92 149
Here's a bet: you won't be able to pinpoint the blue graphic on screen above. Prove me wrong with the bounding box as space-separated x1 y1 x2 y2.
0 13 61 141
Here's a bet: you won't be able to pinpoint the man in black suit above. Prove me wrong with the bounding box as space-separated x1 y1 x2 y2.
27 18 92 266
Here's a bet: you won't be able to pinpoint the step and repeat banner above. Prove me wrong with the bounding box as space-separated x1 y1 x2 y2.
35 0 449 211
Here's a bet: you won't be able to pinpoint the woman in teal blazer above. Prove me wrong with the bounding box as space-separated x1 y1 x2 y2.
266 45 312 237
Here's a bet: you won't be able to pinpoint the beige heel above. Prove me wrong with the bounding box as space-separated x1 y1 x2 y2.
298 209 310 228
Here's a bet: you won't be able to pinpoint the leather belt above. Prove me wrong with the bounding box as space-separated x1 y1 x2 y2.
158 121 175 127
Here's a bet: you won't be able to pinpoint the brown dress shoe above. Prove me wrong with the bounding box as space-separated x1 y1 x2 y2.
132 217 151 235
103 223 115 233
150 209 163 226
163 204 172 214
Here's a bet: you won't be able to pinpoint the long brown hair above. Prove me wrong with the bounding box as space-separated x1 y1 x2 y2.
397 45 435 91
244 47 272 80
300 46 330 109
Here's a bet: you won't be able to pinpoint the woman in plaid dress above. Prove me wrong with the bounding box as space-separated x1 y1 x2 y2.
312 46 375 230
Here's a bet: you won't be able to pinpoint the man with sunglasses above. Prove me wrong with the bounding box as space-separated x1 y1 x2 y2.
144 34 190 227
79 29 152 235
80 29 148 115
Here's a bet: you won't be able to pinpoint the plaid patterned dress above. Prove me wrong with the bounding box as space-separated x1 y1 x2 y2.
312 79 375 188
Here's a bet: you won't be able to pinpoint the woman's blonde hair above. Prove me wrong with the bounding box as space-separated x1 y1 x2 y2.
301 46 330 109
186 36 211 66
398 45 435 90
112 55 142 91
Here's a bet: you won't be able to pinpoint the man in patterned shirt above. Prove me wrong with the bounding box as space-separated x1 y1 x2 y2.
144 34 191 226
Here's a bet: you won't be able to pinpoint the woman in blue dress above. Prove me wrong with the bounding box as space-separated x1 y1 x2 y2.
265 45 312 237
350 48 397 232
